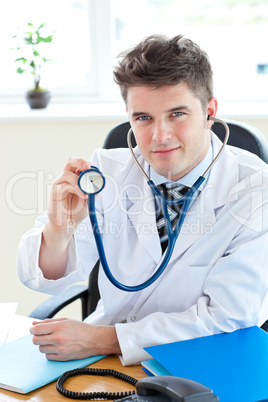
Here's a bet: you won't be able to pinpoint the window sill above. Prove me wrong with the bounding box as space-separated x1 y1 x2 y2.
0 102 128 122
0 101 267 122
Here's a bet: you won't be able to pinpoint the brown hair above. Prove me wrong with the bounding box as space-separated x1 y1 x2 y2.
113 34 213 112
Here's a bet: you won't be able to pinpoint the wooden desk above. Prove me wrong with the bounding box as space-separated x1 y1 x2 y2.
0 355 147 401
1 316 147 401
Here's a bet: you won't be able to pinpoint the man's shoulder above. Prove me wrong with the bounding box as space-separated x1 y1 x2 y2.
227 144 268 178
91 147 132 165
90 147 141 180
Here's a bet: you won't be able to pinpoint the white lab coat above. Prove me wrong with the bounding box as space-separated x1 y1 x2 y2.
17 133 268 365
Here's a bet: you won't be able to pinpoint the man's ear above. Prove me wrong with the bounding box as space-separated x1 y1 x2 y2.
206 97 218 129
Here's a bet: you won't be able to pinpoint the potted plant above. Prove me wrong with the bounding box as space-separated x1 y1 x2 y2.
12 22 54 109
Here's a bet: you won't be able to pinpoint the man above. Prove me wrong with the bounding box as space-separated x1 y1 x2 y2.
17 34 268 366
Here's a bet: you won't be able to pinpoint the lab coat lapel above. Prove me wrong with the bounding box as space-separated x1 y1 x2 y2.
123 152 162 265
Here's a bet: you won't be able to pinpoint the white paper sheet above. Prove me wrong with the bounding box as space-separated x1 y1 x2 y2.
6 314 34 343
0 303 18 345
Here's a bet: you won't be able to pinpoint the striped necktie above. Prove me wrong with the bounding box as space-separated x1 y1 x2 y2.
156 182 190 252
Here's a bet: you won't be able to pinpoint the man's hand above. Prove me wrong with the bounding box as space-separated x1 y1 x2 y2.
39 157 91 279
30 318 121 361
48 157 91 234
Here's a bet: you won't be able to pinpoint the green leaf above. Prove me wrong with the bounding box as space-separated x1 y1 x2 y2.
16 67 25 74
15 57 27 63
24 35 33 45
33 49 40 57
36 34 53 44
36 23 45 31
43 35 53 43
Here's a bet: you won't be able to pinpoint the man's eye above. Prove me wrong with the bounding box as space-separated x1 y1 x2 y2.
138 116 150 121
172 112 184 117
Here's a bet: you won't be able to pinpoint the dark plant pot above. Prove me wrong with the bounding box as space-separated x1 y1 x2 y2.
26 90 51 109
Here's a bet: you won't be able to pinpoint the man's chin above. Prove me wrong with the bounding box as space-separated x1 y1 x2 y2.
153 168 182 181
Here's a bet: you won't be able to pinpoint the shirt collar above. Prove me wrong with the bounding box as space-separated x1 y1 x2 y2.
150 141 213 189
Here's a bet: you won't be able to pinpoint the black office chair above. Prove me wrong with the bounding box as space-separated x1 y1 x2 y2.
29 119 268 322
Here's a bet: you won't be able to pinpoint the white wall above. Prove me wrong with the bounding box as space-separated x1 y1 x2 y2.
1 114 267 320
0 117 125 319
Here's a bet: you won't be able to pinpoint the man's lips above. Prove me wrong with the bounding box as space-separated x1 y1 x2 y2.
152 147 180 157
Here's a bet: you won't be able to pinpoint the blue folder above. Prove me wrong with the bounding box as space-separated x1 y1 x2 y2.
0 334 106 394
143 326 268 402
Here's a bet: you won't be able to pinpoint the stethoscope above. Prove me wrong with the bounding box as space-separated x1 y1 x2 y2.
78 116 229 292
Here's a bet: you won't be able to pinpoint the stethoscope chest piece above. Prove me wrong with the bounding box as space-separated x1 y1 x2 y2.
78 167 105 195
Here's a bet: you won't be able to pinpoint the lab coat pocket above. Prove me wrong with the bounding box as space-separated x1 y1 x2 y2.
156 259 213 313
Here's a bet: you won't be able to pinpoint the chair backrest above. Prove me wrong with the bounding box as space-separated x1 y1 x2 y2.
103 119 268 163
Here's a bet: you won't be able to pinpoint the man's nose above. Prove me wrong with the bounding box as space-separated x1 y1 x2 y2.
152 122 173 144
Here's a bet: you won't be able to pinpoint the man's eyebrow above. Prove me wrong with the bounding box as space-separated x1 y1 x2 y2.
167 105 191 113
131 111 148 118
131 105 191 118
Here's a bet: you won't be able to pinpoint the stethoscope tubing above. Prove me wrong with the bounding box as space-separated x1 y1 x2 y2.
88 175 205 292
89 193 170 292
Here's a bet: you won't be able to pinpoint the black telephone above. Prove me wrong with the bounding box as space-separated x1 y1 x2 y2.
116 376 219 402
57 368 219 401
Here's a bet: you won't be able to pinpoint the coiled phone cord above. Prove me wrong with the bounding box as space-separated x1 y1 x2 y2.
56 367 138 400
